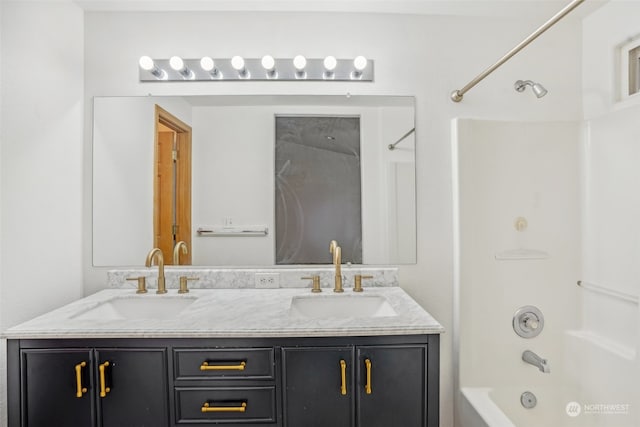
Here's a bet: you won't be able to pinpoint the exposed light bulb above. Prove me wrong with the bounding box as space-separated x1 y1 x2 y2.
200 56 220 78
169 56 185 71
323 56 337 71
353 56 367 71
138 55 166 79
139 56 155 71
169 56 193 79
293 55 307 71
351 56 368 79
261 55 275 71
231 56 248 78
200 56 215 71
231 56 245 71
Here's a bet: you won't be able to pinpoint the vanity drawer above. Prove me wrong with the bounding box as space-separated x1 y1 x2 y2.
175 348 275 380
175 386 276 423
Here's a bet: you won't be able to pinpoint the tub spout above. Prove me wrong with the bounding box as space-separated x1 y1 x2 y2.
522 350 550 373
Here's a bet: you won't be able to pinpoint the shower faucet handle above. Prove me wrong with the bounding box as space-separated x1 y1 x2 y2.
522 315 539 330
513 305 544 338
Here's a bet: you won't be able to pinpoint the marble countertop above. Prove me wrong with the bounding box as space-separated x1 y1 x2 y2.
3 287 444 339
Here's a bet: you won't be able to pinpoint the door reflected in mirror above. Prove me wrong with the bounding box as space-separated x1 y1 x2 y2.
93 95 416 266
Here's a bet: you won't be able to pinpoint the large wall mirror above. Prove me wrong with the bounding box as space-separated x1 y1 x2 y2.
93 95 416 267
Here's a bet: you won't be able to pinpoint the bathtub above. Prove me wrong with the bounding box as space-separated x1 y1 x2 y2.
460 386 634 427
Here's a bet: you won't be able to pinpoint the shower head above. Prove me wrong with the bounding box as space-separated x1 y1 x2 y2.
515 80 548 98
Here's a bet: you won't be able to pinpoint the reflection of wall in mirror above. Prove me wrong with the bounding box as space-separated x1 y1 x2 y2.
93 98 416 266
92 96 192 266
380 107 416 264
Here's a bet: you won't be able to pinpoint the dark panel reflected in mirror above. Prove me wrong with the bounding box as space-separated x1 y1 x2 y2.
275 116 362 264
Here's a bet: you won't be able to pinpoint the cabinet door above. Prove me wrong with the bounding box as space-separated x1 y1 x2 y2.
96 348 169 427
356 345 427 427
282 347 353 427
22 349 94 427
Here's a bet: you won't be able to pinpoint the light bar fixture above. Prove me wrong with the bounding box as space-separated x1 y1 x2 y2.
138 55 374 82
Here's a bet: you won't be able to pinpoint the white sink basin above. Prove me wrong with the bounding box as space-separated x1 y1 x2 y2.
289 294 397 319
71 296 197 321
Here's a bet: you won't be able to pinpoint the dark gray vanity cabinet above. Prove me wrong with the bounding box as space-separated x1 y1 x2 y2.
173 348 278 425
96 348 169 427
282 346 354 426
282 344 430 427
356 345 428 427
20 349 95 427
9 343 169 427
7 335 439 427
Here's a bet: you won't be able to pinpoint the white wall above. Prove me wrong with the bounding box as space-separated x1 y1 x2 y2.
580 2 640 424
82 11 583 426
0 1 85 424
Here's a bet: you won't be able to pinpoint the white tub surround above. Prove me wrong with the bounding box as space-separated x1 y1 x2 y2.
107 266 399 290
2 287 443 339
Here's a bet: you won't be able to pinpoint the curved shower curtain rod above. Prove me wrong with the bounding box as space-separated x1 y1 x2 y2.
450 0 585 103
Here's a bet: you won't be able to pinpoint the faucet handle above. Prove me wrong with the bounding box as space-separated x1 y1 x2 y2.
302 276 322 293
523 315 539 330
178 276 198 294
353 275 373 292
126 276 147 294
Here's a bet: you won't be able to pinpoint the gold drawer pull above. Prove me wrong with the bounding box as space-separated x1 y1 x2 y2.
200 361 246 371
99 361 111 398
364 358 372 395
74 361 87 398
340 359 347 395
201 402 247 413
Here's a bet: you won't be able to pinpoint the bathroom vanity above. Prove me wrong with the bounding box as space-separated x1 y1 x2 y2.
4 286 443 427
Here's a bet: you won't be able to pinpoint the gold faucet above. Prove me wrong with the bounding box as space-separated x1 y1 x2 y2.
173 241 188 265
329 240 343 293
145 248 167 294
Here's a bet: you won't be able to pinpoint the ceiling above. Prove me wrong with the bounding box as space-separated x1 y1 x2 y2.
74 0 607 20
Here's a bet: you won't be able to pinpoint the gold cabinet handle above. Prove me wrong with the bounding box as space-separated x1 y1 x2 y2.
340 359 347 395
364 358 372 394
99 361 111 398
74 361 87 398
200 361 246 371
201 402 247 413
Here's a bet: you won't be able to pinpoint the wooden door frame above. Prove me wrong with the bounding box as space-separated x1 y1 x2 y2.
154 105 192 264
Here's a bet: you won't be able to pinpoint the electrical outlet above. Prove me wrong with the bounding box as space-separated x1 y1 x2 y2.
255 273 280 289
